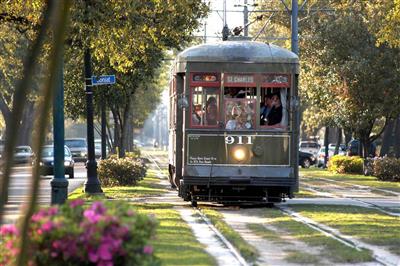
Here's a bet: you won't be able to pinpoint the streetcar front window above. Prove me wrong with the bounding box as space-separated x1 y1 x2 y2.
190 87 219 127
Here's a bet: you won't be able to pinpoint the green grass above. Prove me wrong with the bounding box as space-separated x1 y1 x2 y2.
258 208 373 263
136 203 217 266
247 223 284 243
294 189 323 198
284 250 321 265
201 208 259 262
300 168 400 193
68 183 215 265
290 204 400 255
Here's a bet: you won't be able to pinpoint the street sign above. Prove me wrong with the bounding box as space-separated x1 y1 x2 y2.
92 75 116 86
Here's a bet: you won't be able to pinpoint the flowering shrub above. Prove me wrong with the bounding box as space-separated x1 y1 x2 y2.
98 156 147 187
373 157 400 182
0 200 159 266
328 155 363 174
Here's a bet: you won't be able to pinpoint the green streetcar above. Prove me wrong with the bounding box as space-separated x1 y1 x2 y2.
168 40 300 206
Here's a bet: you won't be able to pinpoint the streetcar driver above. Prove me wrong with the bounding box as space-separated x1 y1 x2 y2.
265 93 283 128
205 96 218 125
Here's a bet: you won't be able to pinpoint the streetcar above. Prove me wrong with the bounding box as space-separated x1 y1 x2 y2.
168 40 299 206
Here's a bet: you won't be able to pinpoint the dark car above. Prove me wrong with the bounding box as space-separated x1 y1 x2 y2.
299 151 316 168
65 138 87 162
14 146 34 164
347 139 376 157
40 145 74 179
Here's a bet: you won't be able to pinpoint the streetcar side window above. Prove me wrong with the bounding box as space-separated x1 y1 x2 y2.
260 87 289 130
190 87 219 127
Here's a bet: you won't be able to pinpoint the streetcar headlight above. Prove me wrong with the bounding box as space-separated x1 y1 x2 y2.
232 147 247 161
64 161 71 166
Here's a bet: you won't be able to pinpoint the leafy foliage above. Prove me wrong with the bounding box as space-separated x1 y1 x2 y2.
0 200 159 265
98 156 147 186
328 155 363 174
373 157 400 182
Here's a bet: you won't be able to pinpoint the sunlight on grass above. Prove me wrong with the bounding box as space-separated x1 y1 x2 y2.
202 208 259 262
291 204 400 255
294 189 324 198
258 208 373 263
284 250 321 264
300 168 400 193
135 203 217 266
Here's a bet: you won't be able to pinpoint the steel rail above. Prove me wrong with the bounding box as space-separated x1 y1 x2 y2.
144 149 250 266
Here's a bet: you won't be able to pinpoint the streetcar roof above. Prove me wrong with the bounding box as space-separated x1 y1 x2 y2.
176 41 299 65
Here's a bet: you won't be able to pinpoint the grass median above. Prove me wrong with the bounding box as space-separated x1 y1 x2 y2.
300 168 400 194
251 208 373 263
68 171 216 266
290 204 400 255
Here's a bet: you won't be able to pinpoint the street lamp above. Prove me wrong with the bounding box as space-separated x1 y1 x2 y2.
83 48 102 194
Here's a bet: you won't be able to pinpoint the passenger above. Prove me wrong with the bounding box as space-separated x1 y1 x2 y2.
191 105 201 125
205 97 218 125
260 94 273 125
225 87 245 98
265 93 283 128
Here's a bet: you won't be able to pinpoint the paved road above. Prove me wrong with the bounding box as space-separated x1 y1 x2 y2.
2 163 86 224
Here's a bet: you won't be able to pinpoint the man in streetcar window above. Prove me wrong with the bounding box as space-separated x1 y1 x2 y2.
260 94 273 125
265 93 283 127
205 97 218 125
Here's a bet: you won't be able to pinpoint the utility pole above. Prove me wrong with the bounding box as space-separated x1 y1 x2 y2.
291 0 299 55
243 0 249 36
51 58 68 204
84 48 102 194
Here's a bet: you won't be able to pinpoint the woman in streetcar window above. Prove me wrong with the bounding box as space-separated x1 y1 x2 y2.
205 96 218 125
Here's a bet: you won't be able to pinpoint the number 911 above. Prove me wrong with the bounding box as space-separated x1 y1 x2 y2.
225 136 252 145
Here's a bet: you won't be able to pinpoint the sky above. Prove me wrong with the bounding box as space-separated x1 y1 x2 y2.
197 0 260 43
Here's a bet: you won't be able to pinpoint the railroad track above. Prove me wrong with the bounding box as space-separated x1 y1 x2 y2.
143 150 249 266
146 150 399 266
300 181 400 217
276 205 398 266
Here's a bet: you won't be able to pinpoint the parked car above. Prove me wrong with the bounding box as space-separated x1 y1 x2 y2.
14 146 34 164
347 139 376 157
316 145 346 167
299 141 320 156
40 145 74 178
299 151 316 168
65 138 87 162
94 139 109 158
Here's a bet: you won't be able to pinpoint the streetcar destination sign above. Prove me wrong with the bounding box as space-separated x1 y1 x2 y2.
92 75 116 86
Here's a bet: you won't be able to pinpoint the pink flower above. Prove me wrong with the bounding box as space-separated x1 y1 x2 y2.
91 201 106 214
0 224 18 236
126 210 135 216
69 199 85 208
88 249 99 263
98 243 113 260
47 207 58 216
41 221 54 232
84 209 102 223
143 245 153 255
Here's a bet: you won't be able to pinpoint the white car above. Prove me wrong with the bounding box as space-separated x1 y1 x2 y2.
299 141 320 157
317 145 346 167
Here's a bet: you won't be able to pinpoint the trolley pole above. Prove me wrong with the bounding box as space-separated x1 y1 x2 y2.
291 0 299 55
84 48 102 194
243 0 249 37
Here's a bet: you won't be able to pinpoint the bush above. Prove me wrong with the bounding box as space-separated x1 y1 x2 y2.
328 155 363 174
373 157 400 182
0 200 159 266
98 156 147 187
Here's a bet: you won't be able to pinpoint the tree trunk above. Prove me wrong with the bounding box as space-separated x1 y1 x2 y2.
119 98 132 158
344 130 352 146
380 119 394 157
323 126 329 167
334 128 342 155
17 102 35 145
395 116 400 158
111 107 121 155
